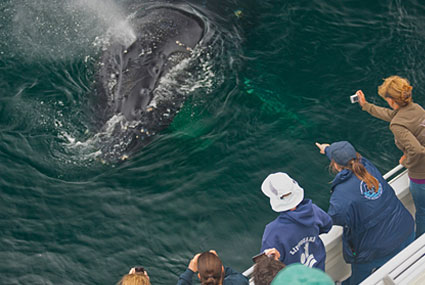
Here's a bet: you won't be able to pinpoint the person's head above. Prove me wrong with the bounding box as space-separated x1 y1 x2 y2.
197 251 224 285
117 267 151 285
378 75 413 108
261 172 304 212
327 141 379 192
253 255 286 285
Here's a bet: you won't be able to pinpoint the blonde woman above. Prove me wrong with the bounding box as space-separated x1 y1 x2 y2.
356 75 425 237
117 267 150 285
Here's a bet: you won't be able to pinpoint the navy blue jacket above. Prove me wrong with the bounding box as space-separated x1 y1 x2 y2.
326 149 414 264
177 266 249 285
261 199 332 270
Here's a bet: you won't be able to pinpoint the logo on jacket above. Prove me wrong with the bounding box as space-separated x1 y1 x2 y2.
360 181 383 200
300 242 317 268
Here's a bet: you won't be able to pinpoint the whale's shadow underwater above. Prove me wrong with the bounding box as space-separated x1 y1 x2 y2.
90 6 209 162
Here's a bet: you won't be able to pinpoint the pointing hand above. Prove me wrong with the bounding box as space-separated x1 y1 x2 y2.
315 142 330 154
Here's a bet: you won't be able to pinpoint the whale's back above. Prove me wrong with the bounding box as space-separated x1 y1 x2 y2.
91 6 207 161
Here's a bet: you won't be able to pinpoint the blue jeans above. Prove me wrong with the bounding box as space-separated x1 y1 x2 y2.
343 232 414 285
410 181 425 238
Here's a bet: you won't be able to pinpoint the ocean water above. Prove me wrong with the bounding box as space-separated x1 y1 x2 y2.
1 0 425 284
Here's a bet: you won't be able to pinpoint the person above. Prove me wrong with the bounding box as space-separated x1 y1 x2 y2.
355 75 425 237
117 267 151 285
259 172 333 271
253 248 285 285
177 250 249 285
270 263 333 285
315 141 415 284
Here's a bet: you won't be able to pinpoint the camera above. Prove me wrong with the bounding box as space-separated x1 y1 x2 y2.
350 94 359 104
252 252 266 263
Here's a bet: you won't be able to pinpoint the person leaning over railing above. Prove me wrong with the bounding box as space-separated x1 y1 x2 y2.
355 75 425 237
315 141 415 285
259 172 333 271
177 250 249 285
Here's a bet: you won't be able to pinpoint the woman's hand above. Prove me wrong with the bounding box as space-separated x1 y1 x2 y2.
356 90 366 107
399 154 406 164
315 142 330 154
188 253 201 272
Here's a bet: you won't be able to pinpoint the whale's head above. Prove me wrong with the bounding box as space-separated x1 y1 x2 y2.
97 7 205 121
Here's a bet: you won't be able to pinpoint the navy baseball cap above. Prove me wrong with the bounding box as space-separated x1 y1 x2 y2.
327 141 357 166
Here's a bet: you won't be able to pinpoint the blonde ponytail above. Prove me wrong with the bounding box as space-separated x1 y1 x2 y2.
349 154 379 192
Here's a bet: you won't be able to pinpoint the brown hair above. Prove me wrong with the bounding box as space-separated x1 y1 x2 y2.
198 252 224 285
117 273 150 285
377 75 413 107
253 256 285 285
331 153 379 192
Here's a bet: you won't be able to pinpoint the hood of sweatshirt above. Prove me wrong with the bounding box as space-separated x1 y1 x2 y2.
279 199 317 228
331 169 354 191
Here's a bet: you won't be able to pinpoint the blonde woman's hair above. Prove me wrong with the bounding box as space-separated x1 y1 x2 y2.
331 153 379 192
378 75 413 107
117 273 151 285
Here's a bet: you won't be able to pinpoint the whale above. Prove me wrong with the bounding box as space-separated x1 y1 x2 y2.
91 6 206 161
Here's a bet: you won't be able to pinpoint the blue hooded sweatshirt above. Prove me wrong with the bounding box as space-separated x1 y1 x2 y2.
326 149 415 264
260 199 332 270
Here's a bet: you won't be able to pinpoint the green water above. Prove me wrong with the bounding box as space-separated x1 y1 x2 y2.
1 0 425 284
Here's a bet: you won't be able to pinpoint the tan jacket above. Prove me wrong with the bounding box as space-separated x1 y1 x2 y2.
362 101 425 179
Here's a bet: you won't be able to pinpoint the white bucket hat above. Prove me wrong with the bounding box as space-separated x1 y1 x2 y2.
261 172 304 212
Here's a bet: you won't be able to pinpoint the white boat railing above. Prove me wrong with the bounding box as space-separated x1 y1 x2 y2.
242 266 254 281
383 164 404 180
360 233 425 285
242 164 413 283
